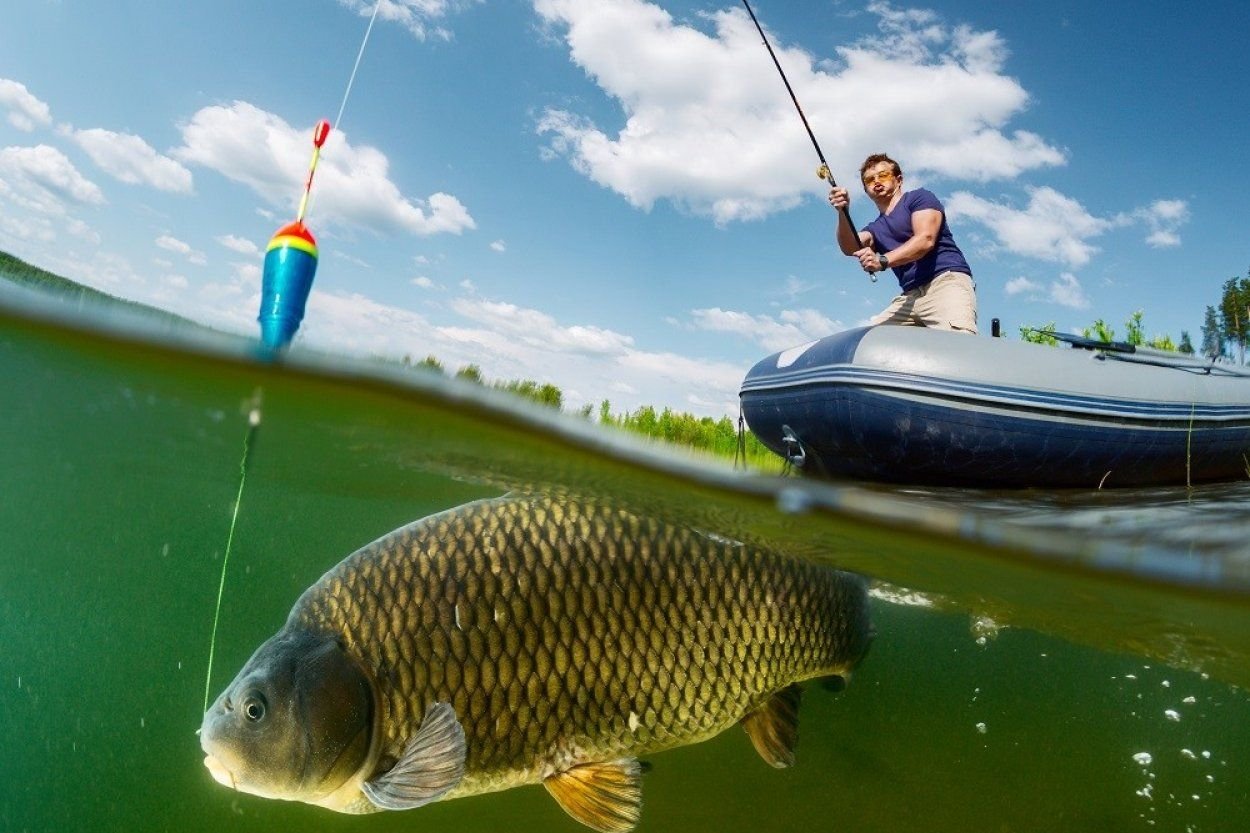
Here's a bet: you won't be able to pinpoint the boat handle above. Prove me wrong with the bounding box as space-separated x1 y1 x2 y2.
780 424 807 469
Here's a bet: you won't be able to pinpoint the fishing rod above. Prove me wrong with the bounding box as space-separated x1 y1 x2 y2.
741 0 876 282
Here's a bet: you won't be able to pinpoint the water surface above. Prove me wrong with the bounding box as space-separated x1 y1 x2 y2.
2 293 1248 832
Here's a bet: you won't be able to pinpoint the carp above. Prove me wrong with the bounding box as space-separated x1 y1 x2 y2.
199 495 872 831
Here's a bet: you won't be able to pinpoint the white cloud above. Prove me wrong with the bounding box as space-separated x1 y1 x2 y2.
1048 272 1089 309
450 297 635 355
1002 272 1087 308
63 127 193 193
155 234 206 266
490 239 506 252
217 234 261 256
173 101 476 237
1138 198 1188 247
950 187 1189 264
946 186 1115 267
336 0 481 41
279 287 745 416
690 306 838 351
0 79 52 132
412 276 436 289
0 145 105 216
534 0 1063 223
1003 275 1040 296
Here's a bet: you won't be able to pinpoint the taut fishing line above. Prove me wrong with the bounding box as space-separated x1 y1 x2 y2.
202 0 384 713
203 400 262 712
300 0 382 223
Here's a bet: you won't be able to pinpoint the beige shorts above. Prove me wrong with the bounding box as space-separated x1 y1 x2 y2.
870 271 978 334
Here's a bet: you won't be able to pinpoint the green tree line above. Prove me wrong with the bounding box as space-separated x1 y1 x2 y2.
0 249 204 329
394 353 778 471
1019 309 1193 352
1203 270 1250 363
1020 266 1250 362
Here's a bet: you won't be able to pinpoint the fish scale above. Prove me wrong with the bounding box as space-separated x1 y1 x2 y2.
290 495 867 798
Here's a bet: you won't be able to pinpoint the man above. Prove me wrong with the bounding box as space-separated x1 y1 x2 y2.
829 153 977 334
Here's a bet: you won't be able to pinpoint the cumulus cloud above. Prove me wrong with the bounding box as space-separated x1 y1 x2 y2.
173 101 476 237
1002 272 1089 309
450 298 636 355
690 306 838 351
1003 275 1041 296
490 239 506 252
534 0 1063 223
946 186 1115 267
155 234 207 266
0 145 104 216
287 287 742 416
62 127 193 193
1138 198 1188 247
336 0 481 41
1048 272 1089 309
217 234 261 256
949 186 1189 265
0 79 52 132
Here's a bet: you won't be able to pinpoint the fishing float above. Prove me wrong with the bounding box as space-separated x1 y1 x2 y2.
257 119 331 351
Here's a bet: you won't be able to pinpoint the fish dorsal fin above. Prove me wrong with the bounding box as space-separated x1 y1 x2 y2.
741 683 802 768
362 701 466 811
543 758 643 833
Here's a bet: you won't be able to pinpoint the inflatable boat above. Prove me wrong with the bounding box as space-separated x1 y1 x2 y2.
739 326 1250 488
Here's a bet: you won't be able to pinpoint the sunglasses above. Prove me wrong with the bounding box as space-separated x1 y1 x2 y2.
862 170 897 186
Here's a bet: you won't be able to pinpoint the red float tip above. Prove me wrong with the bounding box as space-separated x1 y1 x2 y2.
313 119 331 148
272 220 317 245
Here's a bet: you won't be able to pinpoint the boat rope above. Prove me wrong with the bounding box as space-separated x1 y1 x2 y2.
734 408 747 470
204 398 262 712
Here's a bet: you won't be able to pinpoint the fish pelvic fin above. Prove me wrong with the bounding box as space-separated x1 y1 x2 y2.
543 758 643 833
361 702 466 811
741 683 802 768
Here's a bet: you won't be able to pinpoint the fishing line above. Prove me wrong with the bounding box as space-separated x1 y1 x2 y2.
204 3 386 709
300 0 384 222
740 0 875 282
334 0 383 133
203 402 262 713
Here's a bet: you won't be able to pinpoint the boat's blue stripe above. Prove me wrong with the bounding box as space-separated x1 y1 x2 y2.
739 365 1250 422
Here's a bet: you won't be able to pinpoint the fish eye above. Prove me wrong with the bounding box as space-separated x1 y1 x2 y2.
243 693 267 723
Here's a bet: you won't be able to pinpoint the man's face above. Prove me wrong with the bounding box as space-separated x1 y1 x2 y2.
862 163 900 198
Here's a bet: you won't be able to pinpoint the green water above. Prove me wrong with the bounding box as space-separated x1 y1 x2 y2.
3 297 1250 832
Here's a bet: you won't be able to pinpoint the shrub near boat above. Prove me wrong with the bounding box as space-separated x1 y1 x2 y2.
740 326 1250 488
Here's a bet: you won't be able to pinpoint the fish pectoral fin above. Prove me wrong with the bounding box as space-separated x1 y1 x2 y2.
361 701 466 811
543 758 643 833
741 683 802 768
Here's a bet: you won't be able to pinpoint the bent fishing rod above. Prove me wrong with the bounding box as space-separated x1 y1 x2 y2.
741 0 876 282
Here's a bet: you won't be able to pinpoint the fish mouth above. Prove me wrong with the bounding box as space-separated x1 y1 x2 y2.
203 754 237 790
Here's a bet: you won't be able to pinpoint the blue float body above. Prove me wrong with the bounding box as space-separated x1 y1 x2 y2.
258 244 317 350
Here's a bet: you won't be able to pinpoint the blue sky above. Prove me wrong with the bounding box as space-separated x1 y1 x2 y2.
1 0 1246 417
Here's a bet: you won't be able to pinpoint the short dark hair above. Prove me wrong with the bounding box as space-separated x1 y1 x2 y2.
860 153 902 182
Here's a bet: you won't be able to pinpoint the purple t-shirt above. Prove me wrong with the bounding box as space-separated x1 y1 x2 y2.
863 188 971 292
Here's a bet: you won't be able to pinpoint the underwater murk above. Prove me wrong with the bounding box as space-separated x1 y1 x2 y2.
3 292 1250 833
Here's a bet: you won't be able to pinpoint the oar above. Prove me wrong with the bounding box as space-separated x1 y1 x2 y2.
741 0 875 282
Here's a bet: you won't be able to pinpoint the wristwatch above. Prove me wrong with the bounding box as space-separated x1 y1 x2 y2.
877 253 890 270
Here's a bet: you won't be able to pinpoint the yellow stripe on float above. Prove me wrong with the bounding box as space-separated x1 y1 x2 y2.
266 235 319 256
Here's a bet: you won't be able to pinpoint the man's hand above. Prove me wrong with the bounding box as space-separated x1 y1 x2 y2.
854 247 882 273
